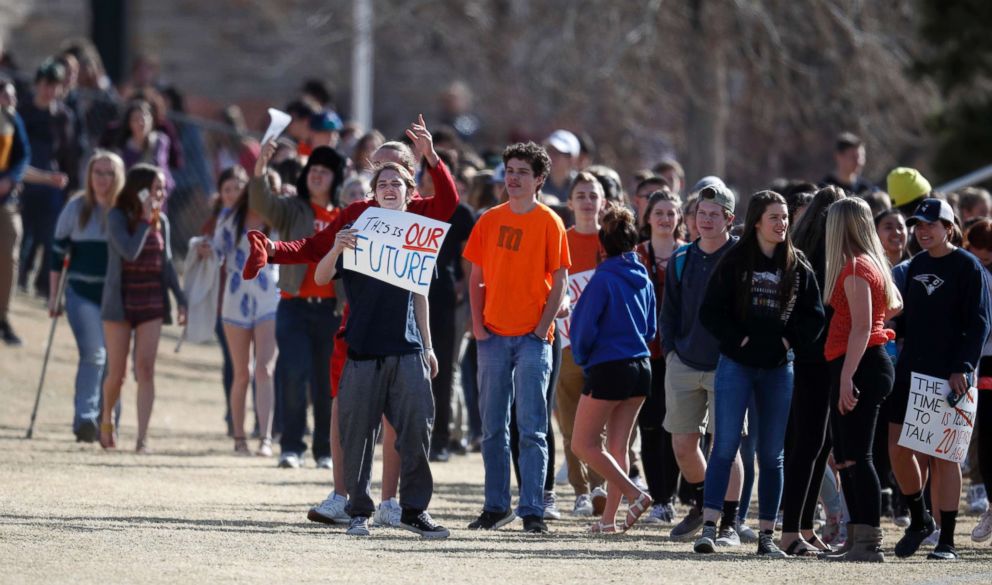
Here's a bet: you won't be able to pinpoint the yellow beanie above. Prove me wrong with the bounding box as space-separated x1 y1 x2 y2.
887 167 931 208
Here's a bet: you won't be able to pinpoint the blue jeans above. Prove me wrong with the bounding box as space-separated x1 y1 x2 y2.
478 333 552 517
737 396 759 523
275 298 338 460
65 285 107 432
704 354 793 522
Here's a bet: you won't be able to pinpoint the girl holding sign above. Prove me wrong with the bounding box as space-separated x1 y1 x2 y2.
312 161 447 539
820 197 901 562
888 198 991 561
634 189 684 524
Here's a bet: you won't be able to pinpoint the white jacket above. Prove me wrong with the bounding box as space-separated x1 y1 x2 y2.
183 236 221 344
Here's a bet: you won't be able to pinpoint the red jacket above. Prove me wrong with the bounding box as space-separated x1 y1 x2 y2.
272 160 460 264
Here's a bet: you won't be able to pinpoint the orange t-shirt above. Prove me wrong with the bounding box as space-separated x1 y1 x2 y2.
824 256 895 361
282 203 340 299
463 202 571 339
566 228 603 274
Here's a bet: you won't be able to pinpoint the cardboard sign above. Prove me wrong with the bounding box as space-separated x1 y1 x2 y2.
556 269 595 349
342 207 450 296
897 371 977 463
261 108 292 145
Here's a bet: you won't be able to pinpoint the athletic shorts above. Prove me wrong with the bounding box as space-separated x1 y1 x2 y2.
583 357 651 401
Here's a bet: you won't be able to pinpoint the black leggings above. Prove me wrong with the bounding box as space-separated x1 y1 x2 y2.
512 329 562 492
782 360 832 532
637 356 679 504
829 345 895 527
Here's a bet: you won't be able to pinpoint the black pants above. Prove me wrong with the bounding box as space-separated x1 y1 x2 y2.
512 328 561 492
782 360 832 532
428 293 457 451
829 345 894 527
978 357 992 498
638 356 679 504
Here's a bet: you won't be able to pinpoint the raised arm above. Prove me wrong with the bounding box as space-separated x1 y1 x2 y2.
106 208 151 262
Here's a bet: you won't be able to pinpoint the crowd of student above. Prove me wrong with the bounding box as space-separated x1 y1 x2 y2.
5 43 992 561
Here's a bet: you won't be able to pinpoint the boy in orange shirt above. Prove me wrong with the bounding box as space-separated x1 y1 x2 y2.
463 142 571 534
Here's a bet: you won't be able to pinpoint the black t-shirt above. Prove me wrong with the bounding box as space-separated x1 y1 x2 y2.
336 255 422 357
429 202 476 304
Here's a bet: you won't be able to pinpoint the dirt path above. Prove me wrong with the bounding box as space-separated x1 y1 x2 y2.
1 295 991 584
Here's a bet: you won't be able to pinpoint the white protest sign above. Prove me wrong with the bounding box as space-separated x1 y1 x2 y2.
342 207 451 296
556 269 595 349
897 371 977 463
261 108 292 145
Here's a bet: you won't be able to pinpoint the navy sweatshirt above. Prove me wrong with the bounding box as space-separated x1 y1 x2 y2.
897 248 991 379
699 248 824 369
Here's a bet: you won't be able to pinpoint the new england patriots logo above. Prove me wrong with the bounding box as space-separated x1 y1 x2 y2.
913 274 944 296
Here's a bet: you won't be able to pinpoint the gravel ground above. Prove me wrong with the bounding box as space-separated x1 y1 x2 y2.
2 295 992 584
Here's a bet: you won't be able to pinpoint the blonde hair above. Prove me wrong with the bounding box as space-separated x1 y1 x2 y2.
79 149 125 229
823 197 901 309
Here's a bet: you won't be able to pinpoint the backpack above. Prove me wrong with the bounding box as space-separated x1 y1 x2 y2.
672 242 692 283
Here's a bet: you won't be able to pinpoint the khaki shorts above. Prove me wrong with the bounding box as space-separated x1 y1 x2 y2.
663 352 717 435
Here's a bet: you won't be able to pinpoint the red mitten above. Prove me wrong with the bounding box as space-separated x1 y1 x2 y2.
243 230 269 280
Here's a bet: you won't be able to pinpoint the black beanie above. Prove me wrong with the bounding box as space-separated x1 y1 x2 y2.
297 146 346 204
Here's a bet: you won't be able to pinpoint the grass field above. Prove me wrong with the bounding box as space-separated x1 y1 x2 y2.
2 294 992 584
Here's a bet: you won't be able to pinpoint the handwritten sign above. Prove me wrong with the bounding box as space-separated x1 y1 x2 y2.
897 371 977 463
261 108 292 145
343 207 451 296
556 269 595 349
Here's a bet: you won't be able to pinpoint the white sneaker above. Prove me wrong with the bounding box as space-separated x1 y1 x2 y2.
372 497 402 527
923 528 941 547
544 491 562 520
643 503 675 524
316 456 333 470
967 485 989 514
278 452 301 469
736 522 758 543
307 492 350 524
973 510 992 543
347 516 370 536
572 494 594 517
554 461 569 486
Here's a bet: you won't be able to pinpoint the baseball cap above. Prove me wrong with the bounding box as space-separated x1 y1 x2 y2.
545 129 580 157
887 167 931 208
906 198 955 226
698 183 735 214
689 175 726 195
310 110 343 132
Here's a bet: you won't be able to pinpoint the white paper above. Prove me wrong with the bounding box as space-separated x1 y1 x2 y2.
897 371 977 463
261 108 292 145
342 207 451 296
556 269 596 349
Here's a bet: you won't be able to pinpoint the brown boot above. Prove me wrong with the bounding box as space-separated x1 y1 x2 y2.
843 525 885 563
820 524 859 559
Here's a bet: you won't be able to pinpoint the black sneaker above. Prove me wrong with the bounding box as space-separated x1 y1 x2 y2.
757 532 788 558
429 447 451 463
521 515 548 534
670 507 704 540
0 320 22 347
75 420 98 443
927 543 958 560
399 511 450 539
467 509 515 530
449 438 468 456
895 515 937 558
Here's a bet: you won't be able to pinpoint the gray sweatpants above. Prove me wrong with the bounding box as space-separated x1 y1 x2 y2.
338 351 435 518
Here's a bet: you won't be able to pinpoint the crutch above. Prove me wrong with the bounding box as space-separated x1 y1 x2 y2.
26 252 71 439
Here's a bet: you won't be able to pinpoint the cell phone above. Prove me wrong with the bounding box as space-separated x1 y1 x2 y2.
947 390 964 408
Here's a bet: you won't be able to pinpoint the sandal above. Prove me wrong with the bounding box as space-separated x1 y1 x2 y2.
99 422 116 450
621 492 653 532
234 437 250 456
805 534 833 552
588 520 618 534
784 538 818 557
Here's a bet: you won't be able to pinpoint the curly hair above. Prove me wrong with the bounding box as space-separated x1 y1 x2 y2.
502 142 552 180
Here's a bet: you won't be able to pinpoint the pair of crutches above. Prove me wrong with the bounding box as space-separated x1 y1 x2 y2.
25 253 70 439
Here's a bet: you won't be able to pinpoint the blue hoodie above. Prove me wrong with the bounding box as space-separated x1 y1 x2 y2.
570 251 656 369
